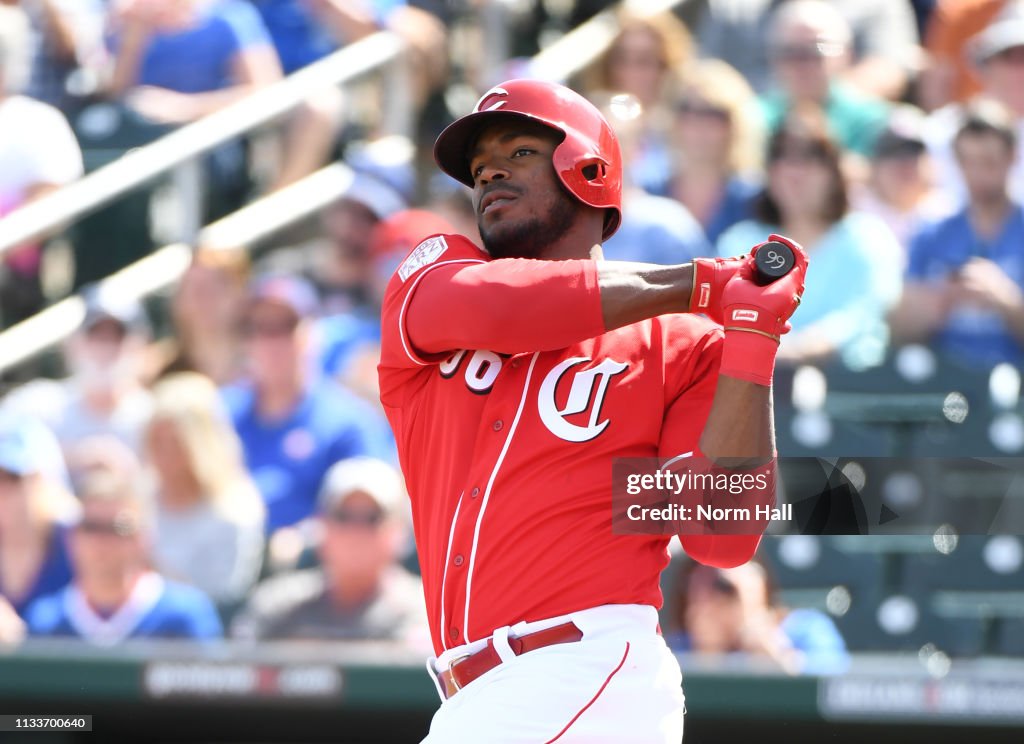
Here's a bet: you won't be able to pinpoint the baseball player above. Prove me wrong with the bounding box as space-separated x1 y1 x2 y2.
378 79 807 743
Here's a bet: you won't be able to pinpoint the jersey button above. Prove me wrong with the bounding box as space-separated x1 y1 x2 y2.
492 419 504 432
453 554 464 567
471 487 480 498
450 627 460 641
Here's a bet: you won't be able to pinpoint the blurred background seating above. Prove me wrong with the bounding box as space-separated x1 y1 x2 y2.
0 2 1023 739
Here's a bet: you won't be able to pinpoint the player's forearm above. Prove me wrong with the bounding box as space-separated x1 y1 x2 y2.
680 378 776 569
698 375 774 466
596 262 694 331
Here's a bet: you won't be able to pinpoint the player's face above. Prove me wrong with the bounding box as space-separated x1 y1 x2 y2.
469 121 581 259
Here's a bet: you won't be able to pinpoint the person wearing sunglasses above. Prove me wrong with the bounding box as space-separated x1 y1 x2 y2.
222 273 394 546
760 0 889 158
24 469 222 644
231 456 427 646
664 59 765 246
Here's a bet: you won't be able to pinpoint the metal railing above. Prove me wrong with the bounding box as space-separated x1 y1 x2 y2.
0 0 687 375
0 31 407 258
0 162 360 372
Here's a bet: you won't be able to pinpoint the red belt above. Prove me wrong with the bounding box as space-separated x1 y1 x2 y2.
435 621 584 699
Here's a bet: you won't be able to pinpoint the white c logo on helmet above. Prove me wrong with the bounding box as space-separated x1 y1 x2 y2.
475 87 509 112
538 357 629 442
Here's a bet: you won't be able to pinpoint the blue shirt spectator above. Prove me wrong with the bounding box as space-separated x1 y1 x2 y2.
223 378 392 532
250 0 403 74
26 467 223 645
906 205 1024 365
127 0 274 94
228 273 393 533
7 525 73 618
0 415 76 619
26 574 223 643
778 608 850 675
601 193 710 265
718 213 903 370
312 312 381 380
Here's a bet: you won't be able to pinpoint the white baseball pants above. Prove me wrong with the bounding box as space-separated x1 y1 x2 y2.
422 604 685 743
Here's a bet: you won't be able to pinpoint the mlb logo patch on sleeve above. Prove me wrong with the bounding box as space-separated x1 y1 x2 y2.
399 236 449 281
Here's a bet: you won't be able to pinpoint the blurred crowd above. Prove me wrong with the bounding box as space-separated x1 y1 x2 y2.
0 0 1023 670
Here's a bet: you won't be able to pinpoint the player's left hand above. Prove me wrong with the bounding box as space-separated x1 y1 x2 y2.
689 255 747 324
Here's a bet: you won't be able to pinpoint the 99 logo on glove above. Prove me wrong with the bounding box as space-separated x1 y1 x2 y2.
753 241 796 285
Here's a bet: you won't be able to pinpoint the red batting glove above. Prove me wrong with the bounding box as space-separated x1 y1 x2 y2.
689 256 747 324
719 234 808 386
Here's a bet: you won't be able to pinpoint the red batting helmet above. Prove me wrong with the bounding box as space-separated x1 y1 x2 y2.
433 79 623 240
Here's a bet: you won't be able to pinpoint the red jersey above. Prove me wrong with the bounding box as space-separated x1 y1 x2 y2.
379 234 746 656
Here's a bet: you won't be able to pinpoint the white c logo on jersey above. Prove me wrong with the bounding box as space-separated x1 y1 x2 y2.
538 357 629 443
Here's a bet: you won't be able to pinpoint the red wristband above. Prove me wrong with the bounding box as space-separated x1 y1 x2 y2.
719 329 779 386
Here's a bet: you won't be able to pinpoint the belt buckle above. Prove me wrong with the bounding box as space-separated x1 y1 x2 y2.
447 653 472 691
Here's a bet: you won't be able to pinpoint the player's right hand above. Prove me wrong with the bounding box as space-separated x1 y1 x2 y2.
717 234 808 386
722 234 808 341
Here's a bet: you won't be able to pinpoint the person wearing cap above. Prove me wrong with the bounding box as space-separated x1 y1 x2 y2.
230 456 427 644
1 283 154 458
854 105 953 251
259 168 407 316
0 415 77 620
25 469 223 644
893 100 1024 366
925 1 1024 204
221 273 393 538
922 0 1007 110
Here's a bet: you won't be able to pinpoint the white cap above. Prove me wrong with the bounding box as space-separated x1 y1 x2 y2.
318 457 405 515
